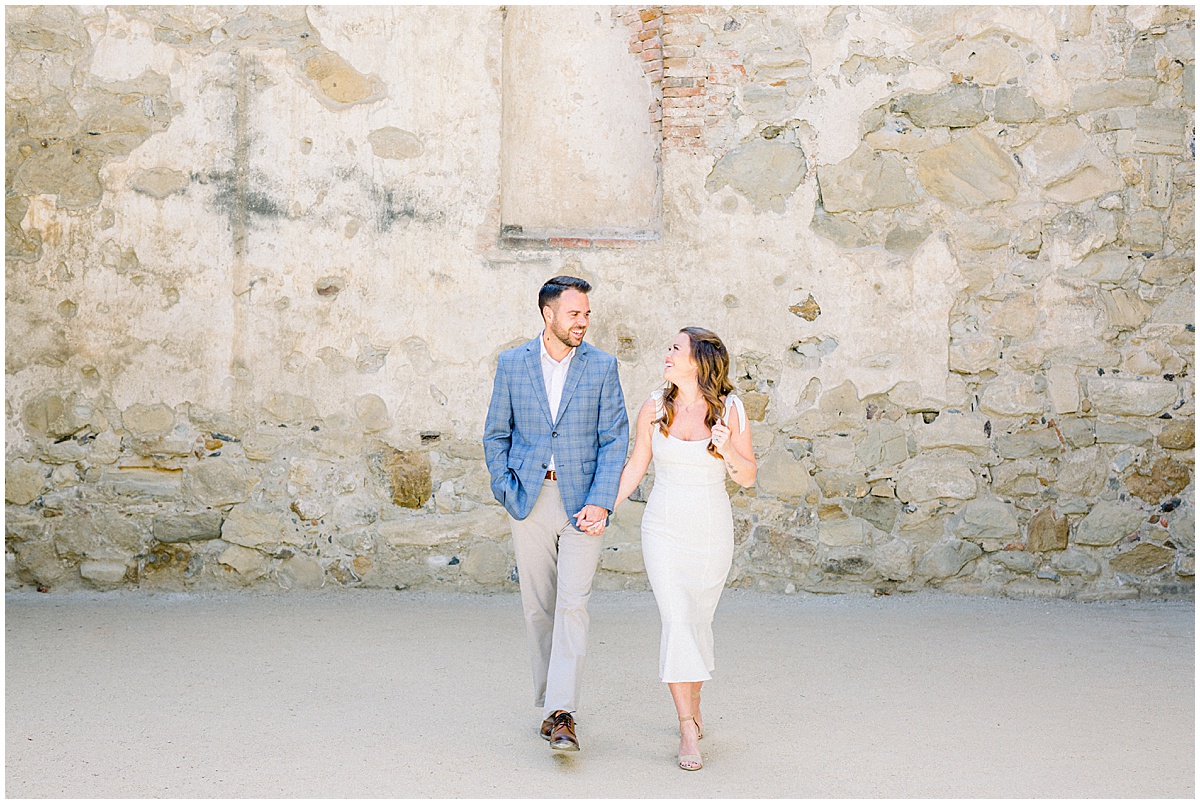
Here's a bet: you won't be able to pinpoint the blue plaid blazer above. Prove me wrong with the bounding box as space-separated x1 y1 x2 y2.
483 337 629 522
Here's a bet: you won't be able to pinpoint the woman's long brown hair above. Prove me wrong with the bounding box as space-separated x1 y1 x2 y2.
655 327 735 458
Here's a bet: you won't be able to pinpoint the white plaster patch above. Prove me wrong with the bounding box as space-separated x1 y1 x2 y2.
813 234 963 403
87 9 179 82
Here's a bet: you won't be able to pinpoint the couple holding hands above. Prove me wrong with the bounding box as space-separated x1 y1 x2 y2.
483 275 757 771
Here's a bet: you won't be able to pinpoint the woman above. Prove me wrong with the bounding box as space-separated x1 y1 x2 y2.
613 327 756 770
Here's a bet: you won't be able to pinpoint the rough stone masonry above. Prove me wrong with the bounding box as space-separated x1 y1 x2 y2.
5 6 1195 600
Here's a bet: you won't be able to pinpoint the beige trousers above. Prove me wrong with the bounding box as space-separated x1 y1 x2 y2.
508 479 604 718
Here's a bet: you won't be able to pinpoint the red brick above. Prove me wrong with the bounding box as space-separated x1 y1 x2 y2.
639 27 660 41
671 6 705 13
550 238 592 249
663 85 705 97
664 31 705 46
639 8 660 22
644 68 664 82
665 126 703 137
664 95 705 107
629 40 645 53
708 63 746 81
641 48 663 61
642 15 662 31
664 65 708 78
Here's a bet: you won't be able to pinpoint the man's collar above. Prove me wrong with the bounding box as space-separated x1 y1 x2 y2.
540 330 576 364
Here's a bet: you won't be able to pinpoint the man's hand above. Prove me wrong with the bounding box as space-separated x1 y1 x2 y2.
574 504 609 536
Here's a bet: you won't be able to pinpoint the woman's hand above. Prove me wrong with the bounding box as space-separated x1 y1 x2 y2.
574 505 609 536
711 421 732 456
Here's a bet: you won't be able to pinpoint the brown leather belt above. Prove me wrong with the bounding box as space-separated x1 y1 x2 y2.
545 470 557 481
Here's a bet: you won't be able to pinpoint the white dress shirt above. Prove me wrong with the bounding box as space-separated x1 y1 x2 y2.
540 333 575 472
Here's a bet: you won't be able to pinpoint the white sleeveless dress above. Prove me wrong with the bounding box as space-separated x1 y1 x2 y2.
642 391 746 683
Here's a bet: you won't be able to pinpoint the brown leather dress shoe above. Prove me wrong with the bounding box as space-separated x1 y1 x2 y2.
539 711 565 741
548 710 579 751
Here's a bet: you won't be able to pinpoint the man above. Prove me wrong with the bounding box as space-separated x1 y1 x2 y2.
483 275 629 752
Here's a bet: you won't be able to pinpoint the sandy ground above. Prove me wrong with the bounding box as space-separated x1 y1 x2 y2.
4 589 1194 798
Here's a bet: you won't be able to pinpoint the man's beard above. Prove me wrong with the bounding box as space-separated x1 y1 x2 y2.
549 320 585 347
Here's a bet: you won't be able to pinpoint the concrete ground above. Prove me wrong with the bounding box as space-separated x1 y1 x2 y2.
4 589 1194 798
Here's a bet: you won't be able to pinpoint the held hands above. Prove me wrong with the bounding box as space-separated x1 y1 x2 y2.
574 504 609 536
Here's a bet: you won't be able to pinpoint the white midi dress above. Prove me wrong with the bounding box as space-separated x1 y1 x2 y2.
641 391 745 683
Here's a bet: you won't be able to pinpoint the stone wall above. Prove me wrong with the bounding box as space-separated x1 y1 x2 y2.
5 5 1194 600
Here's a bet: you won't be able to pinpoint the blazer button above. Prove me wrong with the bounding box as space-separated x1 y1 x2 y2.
552 431 558 437
542 463 548 469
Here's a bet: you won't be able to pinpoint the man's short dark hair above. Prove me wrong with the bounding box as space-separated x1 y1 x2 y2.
539 275 591 313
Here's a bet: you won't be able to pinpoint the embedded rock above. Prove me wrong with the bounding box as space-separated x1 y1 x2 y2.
367 127 424 160
897 457 976 503
186 461 259 508
1109 543 1176 576
279 555 326 589
6 460 46 505
893 85 986 128
122 403 175 437
706 137 808 214
818 144 918 213
219 545 270 580
1086 378 1178 417
917 130 1019 208
128 168 189 199
221 503 303 550
957 499 1019 544
818 517 870 547
1074 501 1147 546
79 560 129 586
1157 420 1195 450
873 538 914 581
1026 507 1068 552
991 550 1037 573
355 394 392 433
152 512 224 543
918 539 982 579
1050 548 1101 577
371 445 433 509
1126 458 1192 503
755 449 813 500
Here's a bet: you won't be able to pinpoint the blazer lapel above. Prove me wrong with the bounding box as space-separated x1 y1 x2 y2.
555 342 590 425
523 338 554 426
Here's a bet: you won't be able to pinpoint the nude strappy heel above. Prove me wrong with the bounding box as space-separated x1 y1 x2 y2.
678 715 703 771
692 690 704 739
